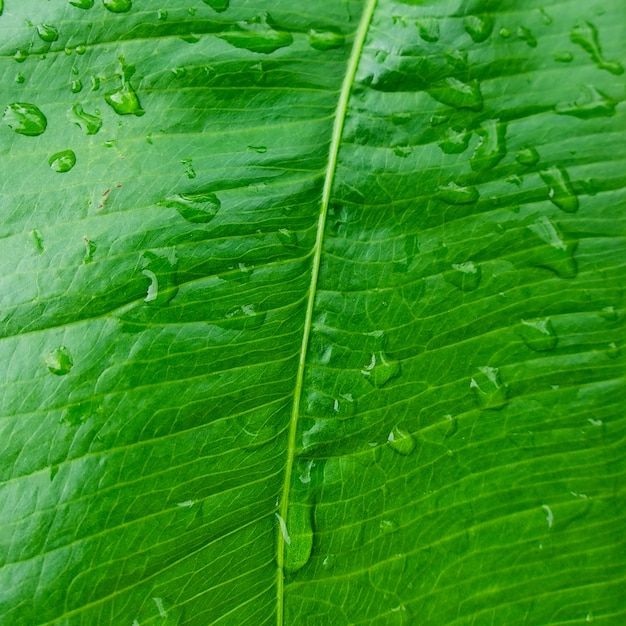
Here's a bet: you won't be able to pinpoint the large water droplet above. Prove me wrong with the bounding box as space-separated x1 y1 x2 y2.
361 351 401 388
105 58 143 116
438 127 470 154
203 0 229 12
45 346 73 376
463 14 494 43
570 21 624 75
515 147 540 167
284 502 314 574
555 84 617 119
444 261 482 291
159 191 221 224
69 103 102 135
470 366 509 410
140 250 178 307
308 28 345 50
527 216 578 278
3 102 47 136
37 24 59 42
103 0 132 13
438 182 479 204
540 166 579 213
516 318 558 352
49 150 76 173
217 13 293 54
13 50 28 63
429 78 483 111
416 17 440 42
69 0 94 7
470 119 506 171
387 425 416 456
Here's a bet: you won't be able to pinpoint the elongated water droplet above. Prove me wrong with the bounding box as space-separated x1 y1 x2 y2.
555 85 617 119
71 79 82 93
217 13 293 54
516 318 558 352
416 17 439 42
438 127 470 154
3 102 47 136
571 21 624 75
553 51 573 63
540 166 579 213
361 351 401 388
444 261 481 292
470 366 509 410
32 229 44 253
284 502 314 574
527 216 578 278
69 0 94 8
37 24 59 42
69 103 102 135
470 119 506 170
438 182 479 204
181 158 196 179
103 0 132 13
203 0 229 12
517 26 537 47
387 425 416 456
0 0 3 16
159 191 221 224
464 14 493 43
105 58 143 116
49 150 76 173
45 346 73 375
516 147 540 166
83 237 96 263
140 250 178 307
429 77 483 111
308 29 345 50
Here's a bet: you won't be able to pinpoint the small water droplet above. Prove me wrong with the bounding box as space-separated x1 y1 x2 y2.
416 17 439 42
71 79 83 93
91 76 100 91
599 306 618 322
540 166 579 213
248 145 267 153
105 57 143 116
555 84 617 119
103 0 132 13
387 425 416 456
438 182 479 204
3 102 47 136
49 149 76 173
217 12 293 54
499 27 511 38
159 191 220 224
32 229 44 253
361 351 401 388
13 49 28 63
438 127 470 154
393 145 412 158
429 77 483 111
308 28 345 50
527 216 578 278
203 0 229 12
517 26 537 47
430 112 450 127
284 502 314 574
140 250 178 307
277 228 298 248
45 346 73 375
470 119 506 171
444 261 482 291
69 0 94 8
571 21 624 75
553 50 573 63
15 73 25 84
470 366 509 410
171 66 186 78
75 44 87 55
606 342 621 359
181 158 196 179
516 318 558 351
516 147 540 166
83 237 96 263
464 14 494 43
37 24 59 42
69 103 102 135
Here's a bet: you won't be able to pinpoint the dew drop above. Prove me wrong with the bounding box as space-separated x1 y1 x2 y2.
515 147 540 166
32 229 44 253
49 149 76 173
444 261 482 292
308 28 345 50
69 103 102 135
217 12 293 54
517 26 537 47
553 51 573 63
159 191 221 224
438 182 479 205
540 166 579 213
103 0 132 13
361 351 401 388
71 79 83 93
69 0 94 8
83 237 96 263
555 84 617 119
140 250 178 307
3 102 47 136
181 158 196 179
606 342 621 359
470 366 509 410
13 50 28 63
516 318 558 352
429 77 483 111
570 21 624 75
105 58 143 116
527 216 578 278
75 44 87 55
464 14 494 43
278 228 298 248
157 9 168 20
203 0 229 12
37 24 59 42
248 145 267 153
599 306 618 322
387 425 416 456
45 346 73 376
470 119 506 171
438 127 470 154
15 73 25 84
284 502 314 574
416 17 439 42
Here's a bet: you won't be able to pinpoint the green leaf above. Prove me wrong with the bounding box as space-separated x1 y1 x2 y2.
1 1 625 624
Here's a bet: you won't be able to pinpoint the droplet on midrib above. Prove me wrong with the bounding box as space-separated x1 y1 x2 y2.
308 29 345 51
284 502 314 574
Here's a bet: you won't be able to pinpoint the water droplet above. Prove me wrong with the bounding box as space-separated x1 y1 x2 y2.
571 21 624 75
222 303 266 330
308 28 345 50
517 26 537 47
470 119 506 171
83 237 96 263
429 77 483 111
159 191 221 224
499 27 511 38
464 14 494 43
69 0 94 8
516 147 540 166
75 44 87 55
217 12 293 54
37 24 59 42
555 84 617 119
393 145 412 158
69 103 102 135
516 318 558 351
277 228 298 248
3 102 47 136
13 50 28 63
45 346 73 376
171 66 186 78
599 306 618 322
91 76 100 91
181 158 196 179
140 250 178 307
49 149 76 173
444 261 482 292
606 342 621 359
203 0 229 12
470 366 509 410
105 58 143 116
71 79 83 93
540 166 579 213
416 17 439 42
248 145 267 153
103 0 132 13
430 112 450 127
0 0 3 16
32 229 44 253
361 351 401 388
157 9 168 20
15 73 25 84
438 182 479 204
527 216 578 278
387 425 416 456
284 502 314 574
553 51 573 63
438 127 470 154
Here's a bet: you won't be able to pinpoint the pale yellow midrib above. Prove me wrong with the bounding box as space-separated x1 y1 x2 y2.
275 1 379 624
